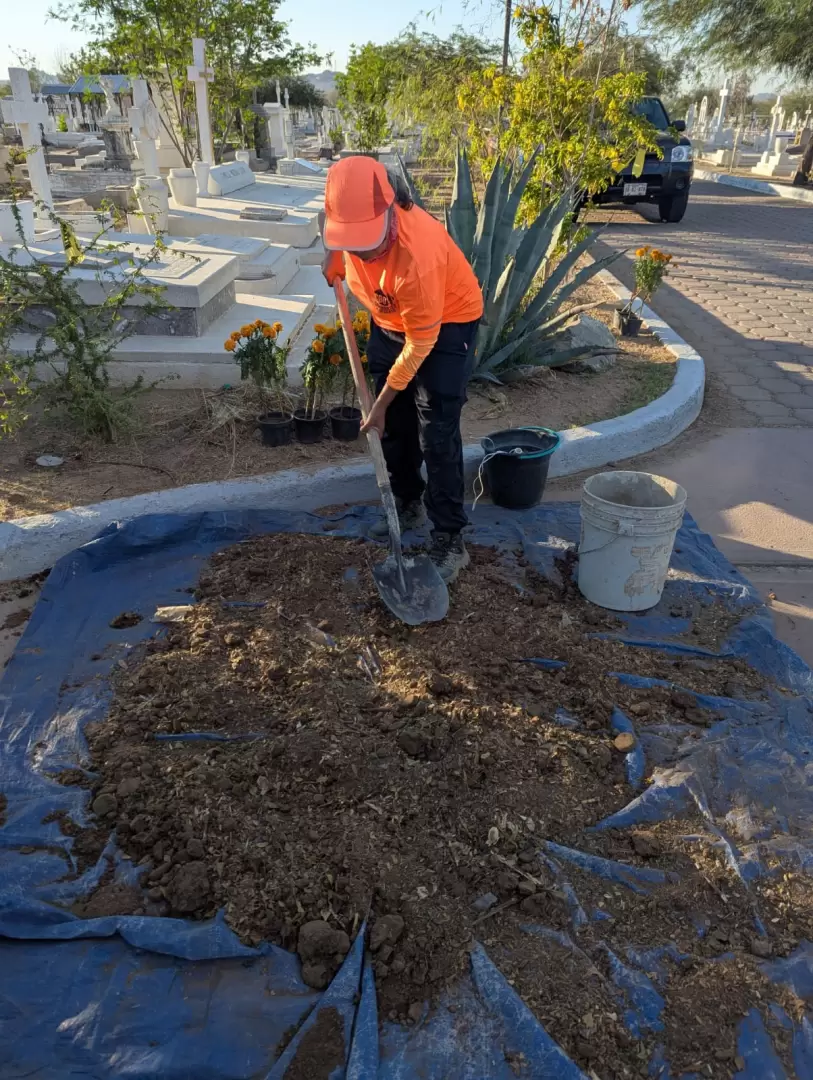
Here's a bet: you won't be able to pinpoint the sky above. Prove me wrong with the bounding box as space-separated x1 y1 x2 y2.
0 0 508 77
0 0 776 93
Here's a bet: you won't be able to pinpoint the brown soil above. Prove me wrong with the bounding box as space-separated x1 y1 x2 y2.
0 282 675 521
282 1007 345 1080
60 533 802 1078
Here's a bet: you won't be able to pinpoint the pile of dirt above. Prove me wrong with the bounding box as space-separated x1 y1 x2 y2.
63 534 803 1078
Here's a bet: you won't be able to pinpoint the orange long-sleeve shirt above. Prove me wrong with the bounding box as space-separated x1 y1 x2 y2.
344 204 483 391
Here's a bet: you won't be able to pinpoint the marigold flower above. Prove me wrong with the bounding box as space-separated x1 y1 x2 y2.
240 324 253 337
262 326 276 339
230 331 241 342
224 339 236 352
273 321 283 332
635 246 649 258
360 353 368 364
312 339 325 354
313 323 328 334
328 353 342 366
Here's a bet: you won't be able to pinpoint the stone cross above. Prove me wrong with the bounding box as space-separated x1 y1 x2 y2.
698 96 708 132
3 68 53 215
790 111 799 133
685 102 696 136
715 76 730 133
769 95 783 139
284 114 295 159
284 87 290 111
187 37 215 165
805 106 812 129
130 79 161 176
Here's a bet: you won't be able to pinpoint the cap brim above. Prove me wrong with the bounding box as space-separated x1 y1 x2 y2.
323 210 389 252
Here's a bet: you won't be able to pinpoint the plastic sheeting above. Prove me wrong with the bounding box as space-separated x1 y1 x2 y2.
1 503 812 1078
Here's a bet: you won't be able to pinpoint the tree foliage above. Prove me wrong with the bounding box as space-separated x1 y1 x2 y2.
458 4 660 211
51 0 320 162
335 43 392 153
257 75 325 110
641 0 813 82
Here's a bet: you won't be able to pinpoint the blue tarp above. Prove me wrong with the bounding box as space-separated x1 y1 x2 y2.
1 503 812 1078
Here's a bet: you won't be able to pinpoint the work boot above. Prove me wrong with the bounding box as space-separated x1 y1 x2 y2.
369 498 427 539
428 532 470 584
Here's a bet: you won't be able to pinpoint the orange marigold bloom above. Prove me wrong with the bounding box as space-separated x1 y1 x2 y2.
224 339 236 352
328 353 342 365
240 324 253 337
312 339 325 354
262 326 276 339
360 353 368 364
230 331 241 342
273 321 283 332
635 247 649 258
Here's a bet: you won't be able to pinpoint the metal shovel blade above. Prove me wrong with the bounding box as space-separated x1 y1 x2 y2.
372 552 449 625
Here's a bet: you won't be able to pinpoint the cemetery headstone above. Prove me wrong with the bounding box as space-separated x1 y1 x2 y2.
207 160 257 196
3 69 53 215
187 37 214 165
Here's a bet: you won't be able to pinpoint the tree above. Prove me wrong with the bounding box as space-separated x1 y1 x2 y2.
641 0 813 179
458 4 660 211
257 75 325 110
11 50 53 93
383 30 500 159
335 43 392 153
582 32 682 98
51 0 319 163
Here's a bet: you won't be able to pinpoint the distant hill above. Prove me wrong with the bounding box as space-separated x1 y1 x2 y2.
304 70 339 95
753 92 777 102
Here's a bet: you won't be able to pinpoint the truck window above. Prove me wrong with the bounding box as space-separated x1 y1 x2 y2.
632 98 671 130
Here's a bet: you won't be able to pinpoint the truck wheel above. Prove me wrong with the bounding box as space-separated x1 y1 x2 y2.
658 192 689 223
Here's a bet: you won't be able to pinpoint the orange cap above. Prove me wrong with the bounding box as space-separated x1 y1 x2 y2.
323 157 395 252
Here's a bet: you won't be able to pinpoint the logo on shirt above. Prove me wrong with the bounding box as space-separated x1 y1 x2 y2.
373 289 397 314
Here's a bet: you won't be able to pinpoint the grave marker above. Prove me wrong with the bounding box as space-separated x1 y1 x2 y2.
207 161 257 195
187 37 215 165
3 69 53 215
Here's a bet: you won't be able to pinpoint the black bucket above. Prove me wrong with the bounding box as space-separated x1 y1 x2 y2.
481 427 561 510
329 405 362 441
257 411 294 447
294 408 327 444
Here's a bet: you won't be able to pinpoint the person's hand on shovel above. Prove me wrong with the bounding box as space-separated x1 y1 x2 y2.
360 385 397 438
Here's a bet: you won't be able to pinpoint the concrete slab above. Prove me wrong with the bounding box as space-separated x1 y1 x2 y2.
740 566 813 667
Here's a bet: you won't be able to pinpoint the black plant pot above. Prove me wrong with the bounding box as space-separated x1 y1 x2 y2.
257 411 294 447
294 407 327 444
329 405 362 441
613 307 643 337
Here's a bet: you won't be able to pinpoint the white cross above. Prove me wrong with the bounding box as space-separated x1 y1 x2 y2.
2 68 53 215
187 37 215 165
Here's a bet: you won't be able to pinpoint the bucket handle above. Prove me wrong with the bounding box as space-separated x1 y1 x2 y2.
579 517 636 556
481 426 561 460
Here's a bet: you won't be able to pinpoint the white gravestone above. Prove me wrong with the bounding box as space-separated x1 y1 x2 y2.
187 37 215 165
207 160 257 195
262 102 286 157
130 79 161 176
3 69 53 215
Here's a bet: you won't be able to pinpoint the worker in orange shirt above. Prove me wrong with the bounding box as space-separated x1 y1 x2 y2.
321 156 483 583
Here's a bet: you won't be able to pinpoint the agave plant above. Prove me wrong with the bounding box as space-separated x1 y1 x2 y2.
444 148 622 382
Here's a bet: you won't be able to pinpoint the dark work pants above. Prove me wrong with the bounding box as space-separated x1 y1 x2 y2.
367 319 479 536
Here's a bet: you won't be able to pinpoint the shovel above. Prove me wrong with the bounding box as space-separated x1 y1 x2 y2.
333 280 449 625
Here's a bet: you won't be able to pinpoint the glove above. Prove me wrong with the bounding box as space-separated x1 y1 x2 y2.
322 249 345 286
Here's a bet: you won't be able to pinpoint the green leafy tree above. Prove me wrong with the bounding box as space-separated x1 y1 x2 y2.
336 43 392 153
257 75 325 110
458 4 660 212
51 0 319 163
582 32 682 98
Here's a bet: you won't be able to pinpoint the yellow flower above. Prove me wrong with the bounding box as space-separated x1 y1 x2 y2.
273 321 283 332
312 339 325 354
230 331 241 342
360 353 368 364
240 324 253 337
253 319 263 329
224 339 236 352
313 323 328 334
635 246 650 258
262 326 276 339
329 353 343 366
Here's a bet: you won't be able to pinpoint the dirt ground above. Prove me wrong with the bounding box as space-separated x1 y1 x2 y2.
0 280 675 521
47 533 805 1080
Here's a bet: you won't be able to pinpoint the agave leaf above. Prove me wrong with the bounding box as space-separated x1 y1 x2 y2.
445 204 462 250
531 250 626 336
470 158 504 297
449 146 477 260
482 257 515 357
519 344 618 370
395 152 425 210
529 300 606 339
504 195 572 323
470 370 504 385
508 230 599 342
487 147 541 297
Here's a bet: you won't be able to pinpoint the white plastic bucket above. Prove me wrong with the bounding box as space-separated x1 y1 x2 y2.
578 471 687 611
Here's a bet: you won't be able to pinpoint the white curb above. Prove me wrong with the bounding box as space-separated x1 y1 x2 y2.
694 167 813 205
0 270 705 582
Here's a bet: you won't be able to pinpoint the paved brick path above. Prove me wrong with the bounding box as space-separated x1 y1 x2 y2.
588 181 813 425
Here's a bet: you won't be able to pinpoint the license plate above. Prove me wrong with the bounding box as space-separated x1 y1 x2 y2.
623 182 648 196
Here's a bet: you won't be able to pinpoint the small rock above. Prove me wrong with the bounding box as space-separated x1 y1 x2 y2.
370 914 405 952
35 454 64 468
591 743 612 770
391 955 406 975
750 937 773 958
109 611 143 629
517 880 537 897
298 920 351 962
518 848 537 864
165 861 210 914
428 673 454 695
223 632 243 646
613 732 636 753
301 962 330 989
147 886 164 902
671 691 696 711
91 793 118 817
378 945 394 964
496 871 518 896
472 892 498 913
186 838 204 859
266 664 286 682
397 728 427 759
407 1002 423 1024
631 833 661 859
684 707 712 726
628 703 649 717
117 777 142 798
